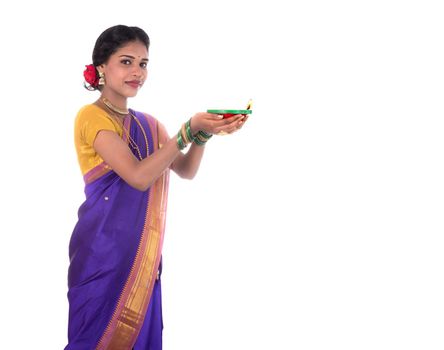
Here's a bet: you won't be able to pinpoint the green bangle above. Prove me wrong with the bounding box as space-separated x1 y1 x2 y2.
194 137 206 146
185 119 195 142
176 130 186 150
193 130 213 146
198 130 212 140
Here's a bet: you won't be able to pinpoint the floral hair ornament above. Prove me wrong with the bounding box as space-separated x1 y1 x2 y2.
83 64 99 90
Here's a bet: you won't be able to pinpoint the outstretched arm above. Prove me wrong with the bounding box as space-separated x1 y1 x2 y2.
93 112 246 190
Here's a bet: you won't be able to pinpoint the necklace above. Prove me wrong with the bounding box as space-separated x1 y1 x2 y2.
101 97 129 115
130 114 150 159
122 116 145 161
102 104 149 160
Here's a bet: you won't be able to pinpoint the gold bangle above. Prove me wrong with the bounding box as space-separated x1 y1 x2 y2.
181 123 190 143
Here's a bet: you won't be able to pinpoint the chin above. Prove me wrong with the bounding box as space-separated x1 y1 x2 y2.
123 89 139 98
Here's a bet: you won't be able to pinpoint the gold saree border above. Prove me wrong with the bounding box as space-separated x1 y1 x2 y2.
96 115 169 349
83 162 112 184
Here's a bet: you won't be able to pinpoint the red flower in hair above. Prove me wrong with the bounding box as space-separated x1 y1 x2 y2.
83 64 99 88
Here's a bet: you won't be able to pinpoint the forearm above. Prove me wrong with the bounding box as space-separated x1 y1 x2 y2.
171 143 205 179
94 130 181 191
133 137 181 190
114 111 243 188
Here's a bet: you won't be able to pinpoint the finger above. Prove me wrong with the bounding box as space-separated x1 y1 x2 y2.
231 120 245 133
212 115 243 127
225 114 245 124
229 115 245 127
206 113 224 120
216 118 245 134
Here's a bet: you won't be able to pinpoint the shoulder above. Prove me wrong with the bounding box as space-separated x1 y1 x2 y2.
137 110 167 128
75 104 118 130
144 112 170 139
132 110 170 140
132 110 162 130
75 104 110 124
74 104 119 144
132 110 157 123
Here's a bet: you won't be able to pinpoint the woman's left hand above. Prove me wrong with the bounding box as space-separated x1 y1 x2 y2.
213 114 248 135
190 112 248 135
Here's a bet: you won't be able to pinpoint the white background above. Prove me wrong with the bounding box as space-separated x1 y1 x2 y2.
1 0 443 349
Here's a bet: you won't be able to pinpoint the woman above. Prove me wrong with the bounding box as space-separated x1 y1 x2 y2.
65 25 246 349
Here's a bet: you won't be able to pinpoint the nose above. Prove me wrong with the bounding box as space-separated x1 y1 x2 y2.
132 65 145 79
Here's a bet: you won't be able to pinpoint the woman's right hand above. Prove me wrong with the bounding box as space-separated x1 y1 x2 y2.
190 112 246 135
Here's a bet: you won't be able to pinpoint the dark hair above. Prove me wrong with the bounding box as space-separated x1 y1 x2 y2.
84 25 150 91
92 25 150 67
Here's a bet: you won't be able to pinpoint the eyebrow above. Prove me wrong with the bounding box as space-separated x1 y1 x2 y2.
119 55 149 61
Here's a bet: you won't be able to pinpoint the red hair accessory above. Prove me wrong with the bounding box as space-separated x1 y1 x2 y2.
83 64 99 89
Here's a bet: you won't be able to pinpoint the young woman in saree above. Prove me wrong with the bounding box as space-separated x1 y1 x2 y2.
65 25 247 349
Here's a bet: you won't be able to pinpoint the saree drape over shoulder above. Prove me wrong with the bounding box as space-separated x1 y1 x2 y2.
66 107 169 350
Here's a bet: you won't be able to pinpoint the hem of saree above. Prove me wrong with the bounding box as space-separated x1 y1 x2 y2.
95 112 169 350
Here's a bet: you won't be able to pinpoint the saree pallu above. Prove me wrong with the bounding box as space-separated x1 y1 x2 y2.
65 110 169 350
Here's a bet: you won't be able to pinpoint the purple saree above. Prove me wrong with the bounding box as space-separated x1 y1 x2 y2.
66 110 169 350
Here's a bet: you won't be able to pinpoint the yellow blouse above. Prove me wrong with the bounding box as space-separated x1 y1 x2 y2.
74 104 123 175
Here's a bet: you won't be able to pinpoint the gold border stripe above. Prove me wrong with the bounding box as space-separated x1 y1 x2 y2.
96 115 168 349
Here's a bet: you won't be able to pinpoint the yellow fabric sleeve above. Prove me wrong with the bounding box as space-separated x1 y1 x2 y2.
74 104 123 175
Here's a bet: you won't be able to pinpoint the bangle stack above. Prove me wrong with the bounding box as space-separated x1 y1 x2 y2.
176 118 213 150
176 119 195 150
193 130 213 146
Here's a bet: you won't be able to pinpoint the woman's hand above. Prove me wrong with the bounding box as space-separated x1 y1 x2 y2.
190 112 247 135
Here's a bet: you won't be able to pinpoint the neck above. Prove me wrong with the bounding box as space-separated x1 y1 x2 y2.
100 95 129 116
100 92 128 112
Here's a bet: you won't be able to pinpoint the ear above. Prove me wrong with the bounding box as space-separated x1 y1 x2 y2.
97 64 105 74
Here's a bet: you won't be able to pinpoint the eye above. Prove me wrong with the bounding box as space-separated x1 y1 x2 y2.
121 59 132 65
140 62 148 69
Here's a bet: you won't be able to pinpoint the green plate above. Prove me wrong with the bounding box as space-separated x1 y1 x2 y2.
207 109 252 115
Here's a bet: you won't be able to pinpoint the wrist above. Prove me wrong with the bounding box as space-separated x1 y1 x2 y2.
177 119 196 151
190 116 199 135
194 130 212 146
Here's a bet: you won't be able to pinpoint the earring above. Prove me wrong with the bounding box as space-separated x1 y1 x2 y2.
98 71 105 86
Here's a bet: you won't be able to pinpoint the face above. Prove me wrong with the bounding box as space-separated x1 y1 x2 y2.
98 40 149 99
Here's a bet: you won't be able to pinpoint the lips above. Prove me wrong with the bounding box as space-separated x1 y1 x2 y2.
126 80 142 88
